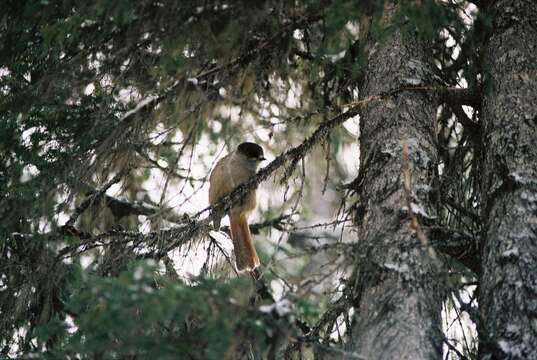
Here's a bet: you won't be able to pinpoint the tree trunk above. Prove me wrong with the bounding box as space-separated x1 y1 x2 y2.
346 4 443 360
479 1 537 359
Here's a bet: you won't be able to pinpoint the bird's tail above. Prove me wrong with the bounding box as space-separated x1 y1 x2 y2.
229 213 260 272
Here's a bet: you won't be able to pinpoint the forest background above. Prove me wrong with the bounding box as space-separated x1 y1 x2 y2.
1 0 536 359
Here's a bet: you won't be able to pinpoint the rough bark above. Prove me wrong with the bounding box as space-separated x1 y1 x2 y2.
479 1 537 359
346 4 443 360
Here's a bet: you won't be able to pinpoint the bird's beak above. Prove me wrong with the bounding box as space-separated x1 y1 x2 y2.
259 156 266 161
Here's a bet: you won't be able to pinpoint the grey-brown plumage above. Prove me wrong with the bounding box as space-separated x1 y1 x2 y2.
209 142 265 271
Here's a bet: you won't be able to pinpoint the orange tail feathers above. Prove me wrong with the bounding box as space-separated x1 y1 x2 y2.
229 214 260 272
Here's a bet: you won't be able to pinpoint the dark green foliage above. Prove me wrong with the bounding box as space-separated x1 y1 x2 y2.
399 0 462 39
33 261 260 359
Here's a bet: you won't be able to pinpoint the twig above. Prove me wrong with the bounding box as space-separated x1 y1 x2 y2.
63 172 125 229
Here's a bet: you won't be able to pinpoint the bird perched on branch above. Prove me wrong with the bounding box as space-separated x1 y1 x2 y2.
209 142 265 272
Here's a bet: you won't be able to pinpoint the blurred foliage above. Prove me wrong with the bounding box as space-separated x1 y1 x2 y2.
31 261 266 359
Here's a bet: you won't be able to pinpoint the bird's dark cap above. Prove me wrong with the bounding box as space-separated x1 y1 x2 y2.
237 142 265 160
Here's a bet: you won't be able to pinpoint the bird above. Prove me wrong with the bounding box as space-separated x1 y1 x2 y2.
208 142 265 272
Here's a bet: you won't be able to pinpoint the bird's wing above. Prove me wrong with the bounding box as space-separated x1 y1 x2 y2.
208 154 234 205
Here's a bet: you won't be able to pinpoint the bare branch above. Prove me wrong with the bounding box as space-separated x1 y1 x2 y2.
63 171 125 229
